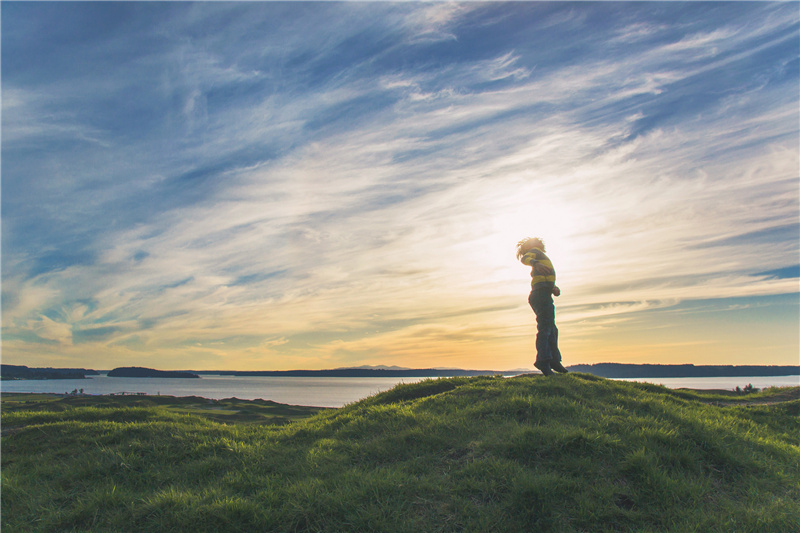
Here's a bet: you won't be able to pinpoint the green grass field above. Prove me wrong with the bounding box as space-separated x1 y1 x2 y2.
1 393 331 427
2 374 798 532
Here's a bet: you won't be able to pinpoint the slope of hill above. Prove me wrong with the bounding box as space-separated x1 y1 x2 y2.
2 374 798 532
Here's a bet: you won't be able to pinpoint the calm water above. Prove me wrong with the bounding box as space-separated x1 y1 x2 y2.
2 374 798 408
0 374 430 407
616 375 800 391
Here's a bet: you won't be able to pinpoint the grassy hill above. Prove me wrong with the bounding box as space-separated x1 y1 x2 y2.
2 374 798 532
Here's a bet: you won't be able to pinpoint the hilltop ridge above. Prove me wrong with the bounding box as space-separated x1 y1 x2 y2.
2 374 797 532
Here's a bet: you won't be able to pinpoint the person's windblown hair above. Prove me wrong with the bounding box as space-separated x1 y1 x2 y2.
516 237 545 260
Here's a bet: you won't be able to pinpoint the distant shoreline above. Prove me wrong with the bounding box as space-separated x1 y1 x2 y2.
199 364 800 379
564 363 800 379
2 363 798 380
203 368 520 378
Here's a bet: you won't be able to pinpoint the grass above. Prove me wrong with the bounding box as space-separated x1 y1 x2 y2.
2 374 798 532
1 393 330 426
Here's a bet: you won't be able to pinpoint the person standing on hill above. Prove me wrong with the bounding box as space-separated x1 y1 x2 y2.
516 237 568 376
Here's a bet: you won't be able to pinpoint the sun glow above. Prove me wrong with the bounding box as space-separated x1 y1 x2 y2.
475 198 591 290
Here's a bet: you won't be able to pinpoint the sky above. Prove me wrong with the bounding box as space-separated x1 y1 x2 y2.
2 1 798 372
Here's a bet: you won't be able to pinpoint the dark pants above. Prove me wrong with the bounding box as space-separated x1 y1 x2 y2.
529 288 561 364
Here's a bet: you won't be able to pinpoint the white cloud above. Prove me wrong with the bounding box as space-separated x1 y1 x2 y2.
400 2 474 44
1 86 112 147
31 315 73 345
611 22 669 44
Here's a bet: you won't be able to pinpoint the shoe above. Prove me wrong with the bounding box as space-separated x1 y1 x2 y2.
551 361 569 374
534 361 554 376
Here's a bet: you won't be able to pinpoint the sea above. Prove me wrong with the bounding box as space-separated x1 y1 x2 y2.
2 373 799 408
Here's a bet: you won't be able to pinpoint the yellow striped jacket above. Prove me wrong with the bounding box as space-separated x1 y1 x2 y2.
520 247 556 290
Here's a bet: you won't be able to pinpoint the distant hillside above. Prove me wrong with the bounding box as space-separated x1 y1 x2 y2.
2 374 797 532
569 363 800 378
0 365 98 380
107 367 199 379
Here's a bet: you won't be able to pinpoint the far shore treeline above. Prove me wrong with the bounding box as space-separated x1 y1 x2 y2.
0 365 100 381
2 363 799 381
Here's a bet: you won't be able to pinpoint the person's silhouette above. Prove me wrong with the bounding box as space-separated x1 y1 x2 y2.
516 237 568 376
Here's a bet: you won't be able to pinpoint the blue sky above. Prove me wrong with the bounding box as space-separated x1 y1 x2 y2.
2 2 798 371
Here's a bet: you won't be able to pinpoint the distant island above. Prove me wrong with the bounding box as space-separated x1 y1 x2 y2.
107 367 200 379
0 364 99 381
